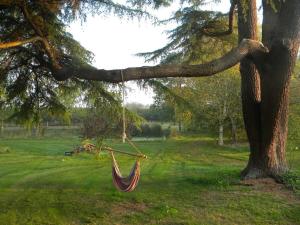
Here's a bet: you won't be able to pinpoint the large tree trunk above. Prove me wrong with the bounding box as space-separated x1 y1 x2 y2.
239 0 300 179
259 0 300 177
238 0 264 178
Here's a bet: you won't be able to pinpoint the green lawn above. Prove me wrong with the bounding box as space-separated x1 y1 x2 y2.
0 136 299 225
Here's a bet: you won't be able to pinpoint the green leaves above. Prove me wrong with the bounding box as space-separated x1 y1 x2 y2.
139 3 237 64
136 0 240 134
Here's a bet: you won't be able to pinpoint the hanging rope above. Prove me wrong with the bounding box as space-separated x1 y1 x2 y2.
120 70 143 156
106 70 146 192
121 70 126 143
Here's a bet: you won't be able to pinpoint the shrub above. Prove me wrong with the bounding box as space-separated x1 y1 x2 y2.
129 123 165 137
281 171 300 192
81 114 120 139
127 123 141 137
141 124 151 137
150 123 163 137
163 127 171 138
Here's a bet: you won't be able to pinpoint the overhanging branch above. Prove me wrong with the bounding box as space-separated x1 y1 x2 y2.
0 36 43 49
0 37 268 83
20 3 61 70
54 39 269 83
203 0 237 37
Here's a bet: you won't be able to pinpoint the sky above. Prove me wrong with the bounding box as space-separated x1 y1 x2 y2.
68 1 231 105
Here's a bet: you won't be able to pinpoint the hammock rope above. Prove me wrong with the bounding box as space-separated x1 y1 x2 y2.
121 70 126 143
108 70 146 192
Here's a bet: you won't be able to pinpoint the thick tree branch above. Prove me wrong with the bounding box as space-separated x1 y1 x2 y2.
0 36 43 49
0 0 22 6
20 3 61 70
54 39 269 82
20 3 43 37
203 0 237 37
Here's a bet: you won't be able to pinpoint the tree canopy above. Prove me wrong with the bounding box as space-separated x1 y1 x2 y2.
0 0 249 126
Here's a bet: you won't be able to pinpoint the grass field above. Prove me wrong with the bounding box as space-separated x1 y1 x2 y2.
0 136 299 225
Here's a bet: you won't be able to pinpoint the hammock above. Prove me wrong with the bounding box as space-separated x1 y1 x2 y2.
106 70 146 192
110 151 140 192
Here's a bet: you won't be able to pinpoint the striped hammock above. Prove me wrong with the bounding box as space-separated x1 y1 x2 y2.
110 151 140 192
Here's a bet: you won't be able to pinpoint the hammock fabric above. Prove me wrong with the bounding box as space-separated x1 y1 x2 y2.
110 151 140 192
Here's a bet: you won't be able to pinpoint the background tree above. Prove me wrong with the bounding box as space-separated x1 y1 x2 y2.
126 102 174 122
187 68 243 145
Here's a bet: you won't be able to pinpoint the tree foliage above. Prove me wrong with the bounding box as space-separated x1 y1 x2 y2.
138 2 241 138
0 0 150 127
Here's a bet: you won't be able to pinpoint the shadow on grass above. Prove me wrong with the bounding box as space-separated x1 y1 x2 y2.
140 169 241 194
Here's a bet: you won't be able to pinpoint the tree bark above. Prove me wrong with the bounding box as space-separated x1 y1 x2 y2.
238 0 265 178
52 39 268 82
258 0 300 177
240 0 300 179
0 38 267 82
0 36 43 49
